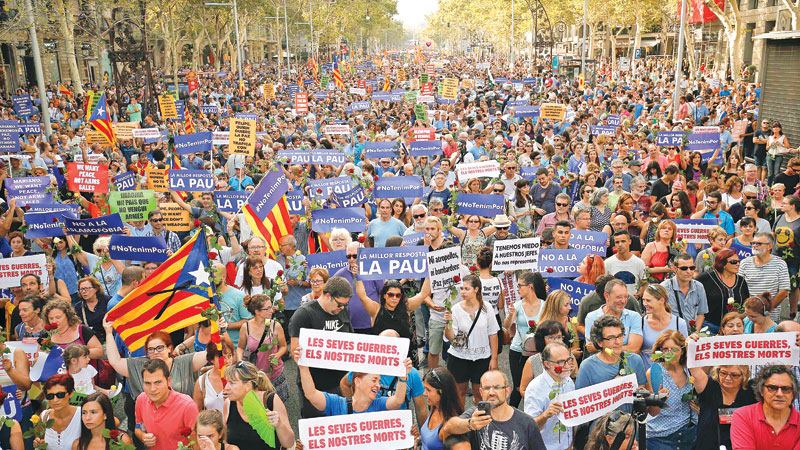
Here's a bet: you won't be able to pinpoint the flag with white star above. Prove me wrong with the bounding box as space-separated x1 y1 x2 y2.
106 229 216 351
88 92 116 145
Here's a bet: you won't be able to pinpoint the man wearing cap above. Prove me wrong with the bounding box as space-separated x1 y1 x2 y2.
485 214 518 251
693 97 710 123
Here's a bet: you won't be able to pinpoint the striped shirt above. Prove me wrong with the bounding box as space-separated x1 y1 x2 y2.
738 255 790 322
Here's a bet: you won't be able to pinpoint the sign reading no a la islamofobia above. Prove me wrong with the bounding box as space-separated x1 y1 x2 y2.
555 374 637 427
297 329 410 377
299 410 413 450
455 160 500 182
686 332 800 368
229 118 256 156
492 237 541 271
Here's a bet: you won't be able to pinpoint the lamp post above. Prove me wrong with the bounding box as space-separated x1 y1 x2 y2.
205 0 242 85
672 0 688 118
23 0 51 138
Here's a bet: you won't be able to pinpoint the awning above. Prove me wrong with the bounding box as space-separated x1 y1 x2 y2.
753 30 800 40
641 38 661 47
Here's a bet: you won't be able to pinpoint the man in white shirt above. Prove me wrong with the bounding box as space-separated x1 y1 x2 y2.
604 230 646 297
524 342 575 450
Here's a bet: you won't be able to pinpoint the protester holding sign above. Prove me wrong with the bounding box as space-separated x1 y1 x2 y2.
523 342 575 450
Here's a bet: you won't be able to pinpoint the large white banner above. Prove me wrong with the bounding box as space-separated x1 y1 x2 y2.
297 329 409 377
686 332 800 368
299 410 413 450
556 374 637 427
455 160 500 182
0 254 48 290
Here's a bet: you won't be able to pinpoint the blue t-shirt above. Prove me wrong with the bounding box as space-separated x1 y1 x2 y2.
367 217 407 247
345 369 424 411
584 308 643 346
575 352 647 414
323 392 388 416
702 210 735 235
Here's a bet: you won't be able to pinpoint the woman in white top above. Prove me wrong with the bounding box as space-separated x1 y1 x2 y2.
38 375 81 450
193 341 235 413
443 275 499 405
767 121 794 185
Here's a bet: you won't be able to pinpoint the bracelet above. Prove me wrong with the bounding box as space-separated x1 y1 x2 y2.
467 418 473 431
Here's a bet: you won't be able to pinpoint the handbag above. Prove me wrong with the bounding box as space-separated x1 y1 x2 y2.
248 321 270 365
451 306 482 349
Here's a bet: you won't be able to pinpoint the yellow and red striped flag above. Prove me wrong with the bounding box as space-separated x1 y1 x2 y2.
88 92 116 145
242 169 292 258
332 55 344 89
106 230 215 351
58 83 73 100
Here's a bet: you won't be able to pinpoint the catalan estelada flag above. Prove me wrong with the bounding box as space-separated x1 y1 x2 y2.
184 107 197 134
58 83 73 100
242 169 291 258
88 92 115 144
332 55 344 89
106 229 215 351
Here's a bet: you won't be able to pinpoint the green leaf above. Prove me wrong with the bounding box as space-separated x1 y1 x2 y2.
548 391 556 400
45 419 55 428
102 429 111 439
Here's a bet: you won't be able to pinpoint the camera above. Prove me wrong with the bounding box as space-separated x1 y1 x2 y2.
632 388 667 409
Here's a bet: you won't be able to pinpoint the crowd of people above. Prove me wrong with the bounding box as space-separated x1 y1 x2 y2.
0 50 799 450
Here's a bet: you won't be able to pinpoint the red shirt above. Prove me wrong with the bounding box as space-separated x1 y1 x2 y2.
731 402 800 450
135 390 199 450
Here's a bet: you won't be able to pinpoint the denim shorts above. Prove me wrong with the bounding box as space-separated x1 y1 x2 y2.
754 149 767 167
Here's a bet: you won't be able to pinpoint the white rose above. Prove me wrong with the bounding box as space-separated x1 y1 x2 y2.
727 297 735 305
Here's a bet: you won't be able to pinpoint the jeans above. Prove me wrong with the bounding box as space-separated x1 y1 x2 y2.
508 349 526 408
647 423 696 450
767 154 784 185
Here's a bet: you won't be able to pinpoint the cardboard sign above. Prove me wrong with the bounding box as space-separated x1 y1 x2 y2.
66 163 109 193
85 129 111 145
427 247 463 292
299 410 413 450
158 93 178 119
456 160 500 182
229 118 257 156
556 375 637 427
109 189 157 222
146 167 170 192
297 329 410 377
673 219 717 244
499 272 519 312
159 202 191 231
492 237 541 271
113 122 140 140
441 78 459 100
264 83 275 100
357 246 429 280
0 254 48 289
687 332 800 368
541 103 566 120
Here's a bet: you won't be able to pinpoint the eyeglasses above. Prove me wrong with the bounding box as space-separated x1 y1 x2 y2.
346 254 358 260
727 260 740 265
752 241 769 247
764 384 794 393
385 292 402 299
431 208 442 212
718 370 743 379
547 358 572 366
677 266 696 271
413 213 426 219
556 203 569 207
496 226 509 230
45 392 69 400
479 385 507 392
78 287 95 292
601 333 624 342
310 279 325 285
235 361 252 375
147 345 167 354
333 298 349 309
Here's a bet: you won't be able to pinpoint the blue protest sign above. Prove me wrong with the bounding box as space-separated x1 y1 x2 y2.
523 78 537 85
408 140 443 157
200 105 219 115
730 242 752 259
24 211 79 238
311 207 367 233
374 176 423 199
591 126 617 136
372 91 392 101
307 177 354 201
520 166 542 181
277 149 346 166
172 100 186 122
19 122 41 135
351 100 371 111
214 191 249 213
494 77 508 83
63 213 126 235
390 90 405 103
364 141 400 159
456 193 505 217
112 171 138 191
686 132 720 151
656 131 685 147
26 203 79 215
607 115 621 127
168 170 215 191
5 176 51 206
403 230 426 247
313 91 328 100
538 249 592 278
569 230 608 255
0 121 20 152
174 132 213 155
506 100 527 109
109 235 168 262
285 190 306 214
357 246 429 280
514 106 540 118
547 278 596 313
333 185 367 208
237 113 258 121
12 96 35 118
307 250 349 276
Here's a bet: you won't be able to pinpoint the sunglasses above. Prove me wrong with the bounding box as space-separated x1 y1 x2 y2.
677 266 696 271
727 259 740 265
45 392 69 400
764 384 793 393
556 203 569 207
346 254 358 260
413 213 426 219
150 218 162 223
385 292 402 299
493 189 504 193
333 298 348 309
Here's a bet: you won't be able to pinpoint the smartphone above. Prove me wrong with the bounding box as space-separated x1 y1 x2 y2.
477 401 491 415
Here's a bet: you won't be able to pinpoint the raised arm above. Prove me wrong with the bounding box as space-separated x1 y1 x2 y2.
385 358 412 410
354 280 380 323
102 319 130 377
292 346 326 411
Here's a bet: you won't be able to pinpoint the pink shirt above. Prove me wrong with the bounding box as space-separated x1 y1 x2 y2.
135 390 199 450
731 402 800 450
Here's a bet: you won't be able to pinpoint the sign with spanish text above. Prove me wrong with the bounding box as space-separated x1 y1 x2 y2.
109 190 157 222
686 332 799 368
538 249 593 278
547 278 596 313
492 237 541 271
229 118 257 156
357 246 429 280
427 246 463 292
569 230 608 256
158 93 178 119
146 167 169 192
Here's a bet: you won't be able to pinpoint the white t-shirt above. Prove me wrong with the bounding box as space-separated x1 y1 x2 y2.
430 265 469 323
480 276 502 315
604 255 647 296
71 365 98 395
446 300 500 361
234 258 284 288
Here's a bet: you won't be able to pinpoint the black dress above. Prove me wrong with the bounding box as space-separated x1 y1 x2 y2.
226 393 278 450
372 307 417 362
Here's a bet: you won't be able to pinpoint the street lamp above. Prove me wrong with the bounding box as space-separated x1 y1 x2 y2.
205 0 242 85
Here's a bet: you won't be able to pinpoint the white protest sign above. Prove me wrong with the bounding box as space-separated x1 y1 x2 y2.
492 237 540 271
131 128 162 139
456 160 500 182
349 88 367 95
299 410 413 450
0 341 39 387
212 131 230 145
556 374 637 427
674 219 717 244
686 332 800 368
427 247 463 292
297 329 409 377
73 153 105 165
693 126 721 134
0 254 48 290
325 125 351 135
416 95 435 104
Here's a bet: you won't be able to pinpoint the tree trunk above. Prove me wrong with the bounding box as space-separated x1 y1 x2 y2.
683 21 697 80
780 0 799 30
58 0 84 94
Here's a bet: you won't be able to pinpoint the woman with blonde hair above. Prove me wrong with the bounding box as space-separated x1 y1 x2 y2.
640 285 689 370
223 362 295 450
695 227 729 273
301 267 329 306
195 409 240 450
238 295 288 401
642 219 677 282
717 311 745 336
722 176 744 209
538 290 581 358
